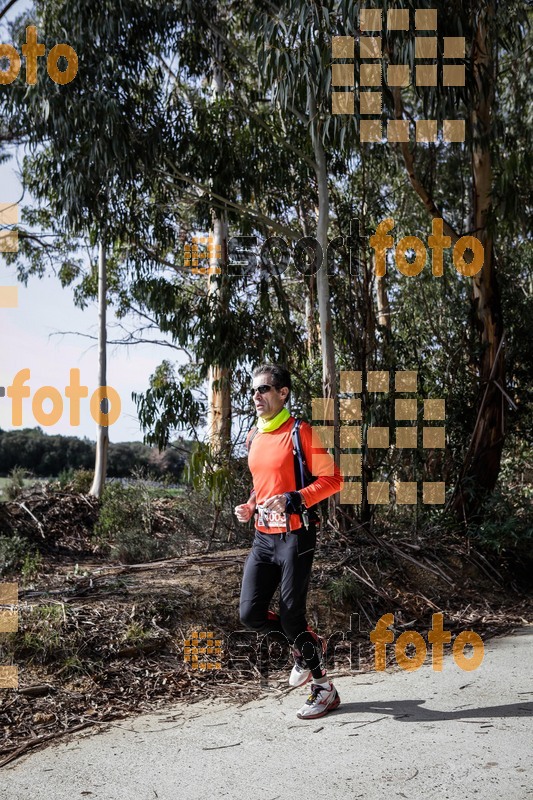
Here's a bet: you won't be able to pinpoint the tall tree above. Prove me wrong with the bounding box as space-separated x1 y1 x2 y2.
257 1 353 405
89 241 109 497
0 0 182 495
256 2 359 520
206 11 231 460
456 0 504 506
378 0 529 517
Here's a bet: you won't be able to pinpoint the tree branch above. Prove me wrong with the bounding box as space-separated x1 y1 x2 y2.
392 87 462 244
48 327 189 354
0 0 21 23
158 160 303 240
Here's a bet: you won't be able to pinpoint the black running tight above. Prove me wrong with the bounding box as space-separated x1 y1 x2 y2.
239 525 326 680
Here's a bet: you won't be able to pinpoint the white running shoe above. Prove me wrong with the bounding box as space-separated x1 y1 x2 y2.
288 636 327 688
296 681 341 720
289 651 312 687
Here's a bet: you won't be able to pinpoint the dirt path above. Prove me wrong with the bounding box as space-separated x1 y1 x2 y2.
2 626 532 800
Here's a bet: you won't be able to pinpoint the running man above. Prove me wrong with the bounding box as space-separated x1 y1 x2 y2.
235 364 343 719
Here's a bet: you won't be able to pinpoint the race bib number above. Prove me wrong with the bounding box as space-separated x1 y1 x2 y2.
257 505 286 527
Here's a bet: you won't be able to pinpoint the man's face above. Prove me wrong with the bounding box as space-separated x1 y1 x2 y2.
252 372 288 420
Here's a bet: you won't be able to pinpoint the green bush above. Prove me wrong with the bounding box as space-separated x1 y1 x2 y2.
5 604 67 666
57 468 75 488
70 469 94 494
4 466 32 501
185 442 253 545
0 533 33 577
21 549 43 582
327 572 363 607
468 445 533 554
469 486 533 553
94 479 160 564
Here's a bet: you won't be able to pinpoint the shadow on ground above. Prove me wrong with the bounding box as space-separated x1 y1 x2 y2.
332 699 533 722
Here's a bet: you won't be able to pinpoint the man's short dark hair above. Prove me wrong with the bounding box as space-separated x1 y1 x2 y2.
253 363 291 402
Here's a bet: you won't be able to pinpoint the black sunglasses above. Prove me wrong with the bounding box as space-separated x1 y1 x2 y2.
253 384 275 396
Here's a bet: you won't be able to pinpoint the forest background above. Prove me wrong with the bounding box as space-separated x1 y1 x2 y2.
0 0 531 553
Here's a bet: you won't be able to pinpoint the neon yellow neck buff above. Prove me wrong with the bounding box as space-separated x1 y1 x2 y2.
257 406 290 432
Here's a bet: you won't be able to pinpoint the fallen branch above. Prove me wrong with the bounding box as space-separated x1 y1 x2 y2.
344 565 400 605
202 741 242 750
16 684 56 697
0 721 96 768
17 502 46 538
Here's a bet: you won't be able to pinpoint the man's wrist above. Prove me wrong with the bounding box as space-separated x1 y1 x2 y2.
284 491 304 513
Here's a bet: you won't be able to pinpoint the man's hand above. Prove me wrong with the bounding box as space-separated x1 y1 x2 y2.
234 503 255 523
261 494 288 515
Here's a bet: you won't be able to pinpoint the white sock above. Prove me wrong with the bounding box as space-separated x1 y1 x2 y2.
314 678 331 689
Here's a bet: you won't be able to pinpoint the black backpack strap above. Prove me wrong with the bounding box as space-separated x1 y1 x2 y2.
291 419 305 490
291 418 313 489
246 426 259 452
291 418 319 527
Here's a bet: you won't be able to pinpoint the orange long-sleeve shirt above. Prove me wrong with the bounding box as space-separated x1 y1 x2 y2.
247 416 343 533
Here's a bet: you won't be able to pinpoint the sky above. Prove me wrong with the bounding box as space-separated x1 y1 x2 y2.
0 154 181 443
0 0 181 444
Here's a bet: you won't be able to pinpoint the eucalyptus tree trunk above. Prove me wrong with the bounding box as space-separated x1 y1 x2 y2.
305 282 316 359
206 20 232 460
207 215 232 459
89 240 109 499
376 273 391 332
454 0 505 515
310 91 339 512
300 203 317 359
310 98 337 404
